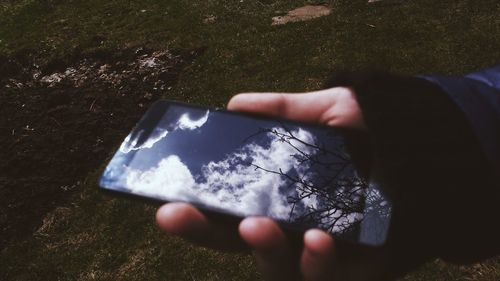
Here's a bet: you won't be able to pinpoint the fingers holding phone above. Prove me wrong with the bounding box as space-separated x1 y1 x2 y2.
156 203 248 252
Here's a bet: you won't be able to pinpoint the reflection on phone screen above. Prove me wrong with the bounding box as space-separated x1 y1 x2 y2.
100 101 391 246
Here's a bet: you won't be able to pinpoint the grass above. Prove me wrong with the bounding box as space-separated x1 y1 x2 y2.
1 172 259 281
1 0 500 280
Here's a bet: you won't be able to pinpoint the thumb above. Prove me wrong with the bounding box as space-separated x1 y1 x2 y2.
227 88 366 129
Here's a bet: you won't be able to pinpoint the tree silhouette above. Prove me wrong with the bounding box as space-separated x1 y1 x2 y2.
247 125 390 236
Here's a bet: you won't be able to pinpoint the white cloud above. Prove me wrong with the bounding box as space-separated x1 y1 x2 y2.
119 128 169 153
119 110 210 153
195 128 318 219
177 110 209 130
122 128 317 217
126 155 195 200
121 127 365 233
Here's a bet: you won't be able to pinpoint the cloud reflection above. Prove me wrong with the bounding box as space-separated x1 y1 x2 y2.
123 128 319 219
177 110 209 130
126 155 195 199
119 110 209 153
119 128 169 153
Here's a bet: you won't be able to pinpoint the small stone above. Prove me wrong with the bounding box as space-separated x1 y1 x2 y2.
272 5 331 25
203 15 217 24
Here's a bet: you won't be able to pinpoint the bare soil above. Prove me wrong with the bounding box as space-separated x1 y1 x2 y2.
0 47 202 249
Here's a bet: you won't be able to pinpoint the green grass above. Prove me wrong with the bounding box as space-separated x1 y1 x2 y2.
1 0 500 280
1 172 259 281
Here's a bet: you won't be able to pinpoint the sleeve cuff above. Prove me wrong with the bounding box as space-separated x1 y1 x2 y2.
325 71 498 264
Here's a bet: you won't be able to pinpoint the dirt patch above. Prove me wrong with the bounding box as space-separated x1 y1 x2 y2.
0 47 203 249
272 5 332 25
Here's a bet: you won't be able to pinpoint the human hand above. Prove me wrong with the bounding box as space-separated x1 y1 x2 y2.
156 87 389 281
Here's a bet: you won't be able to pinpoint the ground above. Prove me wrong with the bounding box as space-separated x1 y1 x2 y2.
1 0 500 280
0 46 201 248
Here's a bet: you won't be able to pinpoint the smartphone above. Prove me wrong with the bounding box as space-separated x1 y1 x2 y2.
99 100 391 246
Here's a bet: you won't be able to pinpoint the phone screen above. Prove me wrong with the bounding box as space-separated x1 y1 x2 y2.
100 101 391 245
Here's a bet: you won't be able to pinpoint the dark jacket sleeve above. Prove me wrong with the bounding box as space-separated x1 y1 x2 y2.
421 65 500 175
325 68 500 268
